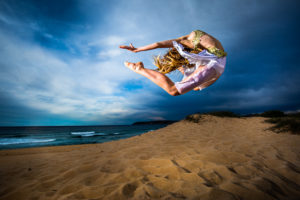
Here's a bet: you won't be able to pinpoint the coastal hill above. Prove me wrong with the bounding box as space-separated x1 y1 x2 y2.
0 110 300 200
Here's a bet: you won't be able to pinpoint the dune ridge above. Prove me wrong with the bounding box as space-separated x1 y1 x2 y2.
0 115 300 200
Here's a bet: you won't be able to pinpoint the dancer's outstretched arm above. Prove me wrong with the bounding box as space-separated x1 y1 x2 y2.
119 33 194 53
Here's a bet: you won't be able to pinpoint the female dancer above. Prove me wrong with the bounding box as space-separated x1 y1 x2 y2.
119 30 227 96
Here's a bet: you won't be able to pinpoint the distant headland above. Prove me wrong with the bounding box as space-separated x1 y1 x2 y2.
132 120 178 125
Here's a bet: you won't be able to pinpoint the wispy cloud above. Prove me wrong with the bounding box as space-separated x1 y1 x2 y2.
0 23 165 125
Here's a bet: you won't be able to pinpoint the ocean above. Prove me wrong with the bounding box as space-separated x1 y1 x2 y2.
0 124 168 150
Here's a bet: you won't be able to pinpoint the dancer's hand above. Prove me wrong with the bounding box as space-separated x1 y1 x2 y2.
119 43 139 53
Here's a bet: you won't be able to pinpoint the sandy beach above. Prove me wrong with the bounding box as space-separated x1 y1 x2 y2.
0 115 300 200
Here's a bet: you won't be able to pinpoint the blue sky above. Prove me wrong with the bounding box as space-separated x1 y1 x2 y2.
0 0 299 126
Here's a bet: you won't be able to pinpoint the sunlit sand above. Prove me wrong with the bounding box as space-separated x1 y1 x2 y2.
1 115 300 200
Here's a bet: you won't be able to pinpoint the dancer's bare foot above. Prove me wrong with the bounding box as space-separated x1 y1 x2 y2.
124 61 144 73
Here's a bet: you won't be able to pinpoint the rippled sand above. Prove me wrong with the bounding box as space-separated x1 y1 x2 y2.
0 115 300 200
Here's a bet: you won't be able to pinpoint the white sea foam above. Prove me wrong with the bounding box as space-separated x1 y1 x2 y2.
95 133 107 136
71 131 107 137
0 138 56 145
71 131 95 137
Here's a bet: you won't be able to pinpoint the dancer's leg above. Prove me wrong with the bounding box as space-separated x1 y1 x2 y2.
124 62 180 96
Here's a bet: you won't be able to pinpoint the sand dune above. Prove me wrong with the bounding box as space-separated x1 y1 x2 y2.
0 115 300 200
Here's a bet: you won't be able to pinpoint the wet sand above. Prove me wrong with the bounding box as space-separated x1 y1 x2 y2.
0 115 300 200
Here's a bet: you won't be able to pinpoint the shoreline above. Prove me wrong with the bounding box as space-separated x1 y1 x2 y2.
0 124 168 151
0 121 174 152
1 115 300 200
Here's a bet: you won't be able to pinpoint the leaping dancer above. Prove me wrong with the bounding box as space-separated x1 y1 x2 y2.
119 30 227 96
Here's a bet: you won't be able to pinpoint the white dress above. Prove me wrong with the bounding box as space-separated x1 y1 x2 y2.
172 41 226 93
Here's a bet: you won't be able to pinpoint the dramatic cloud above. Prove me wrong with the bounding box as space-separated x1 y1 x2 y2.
0 0 299 125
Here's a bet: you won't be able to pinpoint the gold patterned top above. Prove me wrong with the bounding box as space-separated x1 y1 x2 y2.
192 30 206 50
207 46 227 58
192 30 227 58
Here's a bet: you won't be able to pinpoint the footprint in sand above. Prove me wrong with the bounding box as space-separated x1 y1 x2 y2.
197 170 223 187
122 182 138 198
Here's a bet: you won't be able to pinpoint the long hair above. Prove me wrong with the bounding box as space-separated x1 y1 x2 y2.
153 47 202 74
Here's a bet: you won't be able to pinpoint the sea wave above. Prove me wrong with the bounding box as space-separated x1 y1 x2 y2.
0 138 56 145
71 131 107 137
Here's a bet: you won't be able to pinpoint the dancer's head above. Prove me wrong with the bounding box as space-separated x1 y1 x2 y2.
154 47 201 74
